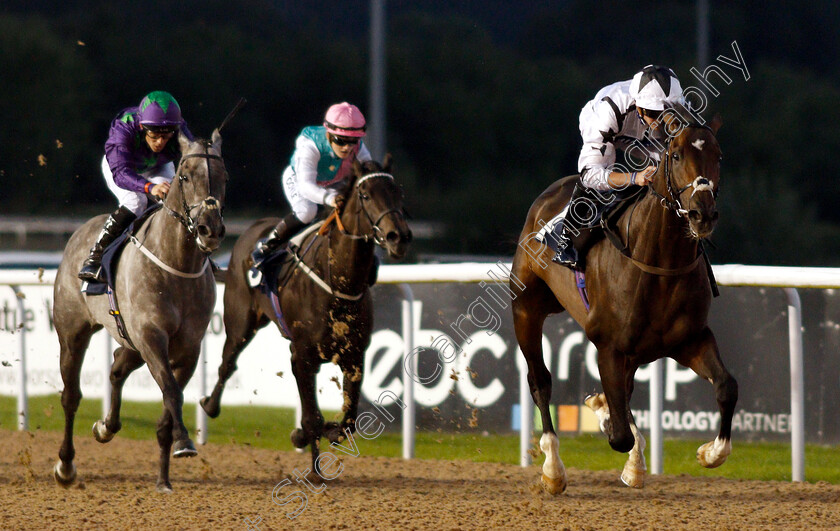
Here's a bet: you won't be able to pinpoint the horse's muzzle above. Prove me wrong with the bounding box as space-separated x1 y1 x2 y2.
688 208 719 239
195 216 226 253
385 229 412 259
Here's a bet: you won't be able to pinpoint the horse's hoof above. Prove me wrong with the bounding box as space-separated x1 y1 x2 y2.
156 483 174 494
324 426 346 445
291 428 307 449
92 420 115 443
697 438 731 468
620 468 645 488
173 439 198 458
541 473 567 495
199 396 220 419
53 461 77 488
584 393 606 411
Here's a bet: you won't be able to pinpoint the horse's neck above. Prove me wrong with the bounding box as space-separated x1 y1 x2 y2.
141 197 203 270
622 192 698 268
328 199 374 291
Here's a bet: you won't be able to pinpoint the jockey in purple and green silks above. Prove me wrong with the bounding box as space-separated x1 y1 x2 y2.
79 91 194 282
251 102 372 268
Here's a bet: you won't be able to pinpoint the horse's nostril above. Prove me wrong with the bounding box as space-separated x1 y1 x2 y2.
688 210 702 223
710 210 720 222
219 225 226 238
197 224 212 238
386 231 399 243
405 230 414 243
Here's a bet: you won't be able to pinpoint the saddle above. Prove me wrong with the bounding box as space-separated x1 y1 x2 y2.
81 204 162 295
249 221 324 288
538 177 644 271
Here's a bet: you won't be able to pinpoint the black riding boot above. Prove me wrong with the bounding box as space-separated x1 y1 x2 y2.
251 213 306 267
551 184 588 270
78 206 137 282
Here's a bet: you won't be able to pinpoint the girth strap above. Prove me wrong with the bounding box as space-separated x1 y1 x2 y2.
129 235 210 278
288 247 364 301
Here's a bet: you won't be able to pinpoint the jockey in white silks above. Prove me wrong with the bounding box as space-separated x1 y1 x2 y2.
547 65 685 269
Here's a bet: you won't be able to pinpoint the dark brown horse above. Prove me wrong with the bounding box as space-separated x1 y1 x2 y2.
201 156 411 474
511 111 736 494
53 131 227 493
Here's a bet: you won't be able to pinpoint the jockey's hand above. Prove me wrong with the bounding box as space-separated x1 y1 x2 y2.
328 195 345 210
633 166 657 186
150 182 170 199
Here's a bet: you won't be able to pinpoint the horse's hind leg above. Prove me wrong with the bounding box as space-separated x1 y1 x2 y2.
674 328 738 468
54 322 98 487
93 347 144 443
512 270 566 495
200 284 264 418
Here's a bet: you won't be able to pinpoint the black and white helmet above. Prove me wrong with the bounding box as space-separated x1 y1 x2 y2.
629 65 683 111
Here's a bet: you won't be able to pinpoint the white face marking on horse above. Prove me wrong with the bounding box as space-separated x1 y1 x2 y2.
692 139 705 151
690 177 714 198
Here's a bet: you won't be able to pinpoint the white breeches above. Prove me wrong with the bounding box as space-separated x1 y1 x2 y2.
281 166 321 223
102 156 175 216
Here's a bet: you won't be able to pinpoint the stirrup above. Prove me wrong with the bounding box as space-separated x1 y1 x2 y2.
78 262 104 282
552 247 580 269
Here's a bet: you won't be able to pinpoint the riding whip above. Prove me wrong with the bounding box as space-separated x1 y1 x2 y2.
217 97 247 132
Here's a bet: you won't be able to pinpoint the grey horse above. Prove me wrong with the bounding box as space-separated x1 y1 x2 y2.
53 130 227 493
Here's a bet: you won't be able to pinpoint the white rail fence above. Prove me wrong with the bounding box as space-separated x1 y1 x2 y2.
3 263 836 482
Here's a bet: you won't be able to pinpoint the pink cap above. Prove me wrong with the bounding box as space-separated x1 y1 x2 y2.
323 102 366 137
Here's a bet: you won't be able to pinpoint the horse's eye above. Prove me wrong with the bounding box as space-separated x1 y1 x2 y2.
179 174 189 182
361 193 370 201
672 152 680 161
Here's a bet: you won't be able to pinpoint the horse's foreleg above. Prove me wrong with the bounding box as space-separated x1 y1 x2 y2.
675 328 738 468
595 348 635 453
324 360 363 444
620 420 647 488
94 347 144 443
201 298 261 418
54 333 91 487
291 350 325 474
512 291 566 495
155 362 199 493
155 408 175 493
143 336 196 460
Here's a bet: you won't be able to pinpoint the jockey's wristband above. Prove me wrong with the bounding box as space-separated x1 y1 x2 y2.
630 172 637 184
145 182 153 194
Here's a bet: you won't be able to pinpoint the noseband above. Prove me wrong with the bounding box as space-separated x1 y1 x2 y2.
164 143 225 236
648 124 717 219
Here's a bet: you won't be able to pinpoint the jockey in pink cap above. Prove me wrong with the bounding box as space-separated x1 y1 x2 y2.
251 102 373 267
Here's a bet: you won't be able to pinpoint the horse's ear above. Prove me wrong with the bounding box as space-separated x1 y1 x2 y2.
352 158 364 177
709 113 723 134
211 128 223 152
383 153 393 173
178 131 192 153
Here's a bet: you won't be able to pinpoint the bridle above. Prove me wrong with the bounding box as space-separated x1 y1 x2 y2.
332 171 407 247
647 123 717 219
163 142 225 238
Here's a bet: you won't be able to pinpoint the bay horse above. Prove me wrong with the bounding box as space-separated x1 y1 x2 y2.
53 130 227 493
512 110 737 494
200 156 411 474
